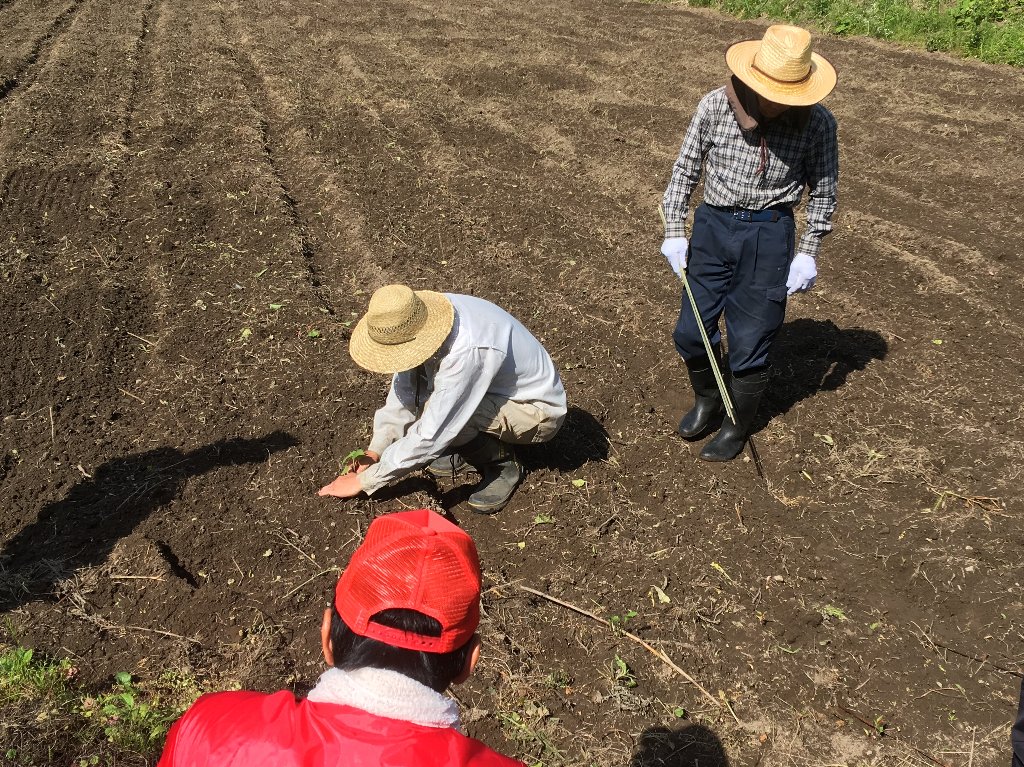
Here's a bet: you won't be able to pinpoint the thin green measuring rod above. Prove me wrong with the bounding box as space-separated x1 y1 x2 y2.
658 204 766 480
658 205 735 424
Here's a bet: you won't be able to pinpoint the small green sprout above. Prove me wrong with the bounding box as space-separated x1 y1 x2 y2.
822 605 848 621
612 655 637 688
341 449 367 474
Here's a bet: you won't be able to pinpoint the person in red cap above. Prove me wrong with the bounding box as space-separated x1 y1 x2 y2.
157 510 523 767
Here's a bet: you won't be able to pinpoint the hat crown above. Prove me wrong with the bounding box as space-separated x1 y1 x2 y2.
366 284 428 346
335 510 482 653
753 25 814 84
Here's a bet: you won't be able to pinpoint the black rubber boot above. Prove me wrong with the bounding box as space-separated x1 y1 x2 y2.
700 367 769 462
458 434 523 514
426 453 467 478
678 349 723 440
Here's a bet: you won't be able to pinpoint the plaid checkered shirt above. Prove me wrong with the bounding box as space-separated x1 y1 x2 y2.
662 86 838 259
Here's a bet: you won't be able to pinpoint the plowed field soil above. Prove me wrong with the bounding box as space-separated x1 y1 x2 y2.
1 0 1022 764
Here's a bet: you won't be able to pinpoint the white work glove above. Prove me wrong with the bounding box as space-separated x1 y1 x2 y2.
786 253 817 295
661 237 689 277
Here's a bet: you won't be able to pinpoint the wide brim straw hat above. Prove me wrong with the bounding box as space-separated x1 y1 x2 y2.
726 25 837 107
349 284 455 374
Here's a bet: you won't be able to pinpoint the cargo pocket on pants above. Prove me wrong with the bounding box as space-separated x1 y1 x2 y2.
759 284 789 342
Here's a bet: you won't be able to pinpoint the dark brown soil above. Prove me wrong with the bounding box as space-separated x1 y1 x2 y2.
1 0 1022 764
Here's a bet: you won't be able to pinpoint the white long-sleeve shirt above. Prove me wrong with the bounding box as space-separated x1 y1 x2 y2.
357 294 566 495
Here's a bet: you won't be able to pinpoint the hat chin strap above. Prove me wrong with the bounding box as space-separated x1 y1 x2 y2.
751 60 812 86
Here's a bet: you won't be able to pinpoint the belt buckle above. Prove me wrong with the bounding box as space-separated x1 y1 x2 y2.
734 209 752 222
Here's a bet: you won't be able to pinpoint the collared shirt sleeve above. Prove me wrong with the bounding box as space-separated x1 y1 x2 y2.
662 94 714 238
358 347 506 495
798 108 839 259
366 372 421 457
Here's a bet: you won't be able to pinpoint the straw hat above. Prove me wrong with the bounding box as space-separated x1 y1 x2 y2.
726 25 836 107
349 284 454 374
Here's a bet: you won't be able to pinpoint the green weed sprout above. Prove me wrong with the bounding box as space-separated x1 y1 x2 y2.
341 449 367 474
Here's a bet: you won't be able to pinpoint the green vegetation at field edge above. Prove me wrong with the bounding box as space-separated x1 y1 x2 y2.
0 644 200 766
665 0 1024 66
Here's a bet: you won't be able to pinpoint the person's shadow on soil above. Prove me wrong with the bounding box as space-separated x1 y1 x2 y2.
0 430 298 611
630 723 730 767
751 318 888 433
519 405 610 472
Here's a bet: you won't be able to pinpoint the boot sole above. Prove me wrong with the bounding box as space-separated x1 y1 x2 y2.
699 442 746 461
467 498 509 514
678 413 724 441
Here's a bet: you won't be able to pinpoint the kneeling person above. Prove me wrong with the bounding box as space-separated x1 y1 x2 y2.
319 284 566 513
158 510 524 767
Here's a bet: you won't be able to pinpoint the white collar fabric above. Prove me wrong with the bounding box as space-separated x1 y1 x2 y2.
306 667 463 732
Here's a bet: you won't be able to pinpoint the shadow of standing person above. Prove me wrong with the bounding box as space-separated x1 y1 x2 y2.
0 430 298 611
758 318 888 429
631 723 730 767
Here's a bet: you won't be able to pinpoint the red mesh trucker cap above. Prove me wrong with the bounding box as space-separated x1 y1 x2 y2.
334 509 481 653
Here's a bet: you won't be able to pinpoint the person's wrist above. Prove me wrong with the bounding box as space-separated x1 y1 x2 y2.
356 469 373 492
365 450 380 462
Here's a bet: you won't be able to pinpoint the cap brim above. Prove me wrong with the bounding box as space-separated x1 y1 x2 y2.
726 40 837 106
349 290 454 374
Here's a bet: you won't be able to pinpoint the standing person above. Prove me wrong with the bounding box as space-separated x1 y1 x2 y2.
158 509 524 767
318 284 566 513
661 24 838 461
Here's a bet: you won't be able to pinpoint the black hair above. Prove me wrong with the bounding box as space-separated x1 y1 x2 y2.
330 608 475 692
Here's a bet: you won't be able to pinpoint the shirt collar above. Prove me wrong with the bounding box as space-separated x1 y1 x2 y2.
307 667 463 731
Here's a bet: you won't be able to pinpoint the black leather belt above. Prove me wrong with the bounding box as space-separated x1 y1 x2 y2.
710 205 793 223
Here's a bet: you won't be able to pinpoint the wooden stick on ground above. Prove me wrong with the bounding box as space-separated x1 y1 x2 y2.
835 706 951 767
126 331 157 347
913 623 1024 679
283 567 338 599
519 585 733 720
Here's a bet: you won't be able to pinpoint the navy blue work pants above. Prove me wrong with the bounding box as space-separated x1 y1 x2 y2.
673 204 795 373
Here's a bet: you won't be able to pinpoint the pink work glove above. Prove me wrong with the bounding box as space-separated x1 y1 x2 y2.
661 237 689 277
786 254 817 294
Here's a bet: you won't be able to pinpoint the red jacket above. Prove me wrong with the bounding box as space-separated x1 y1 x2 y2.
157 690 524 767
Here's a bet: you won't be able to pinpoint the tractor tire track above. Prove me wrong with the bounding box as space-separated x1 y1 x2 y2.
102 0 158 229
0 0 84 109
0 0 161 494
231 57 339 317
221 2 386 317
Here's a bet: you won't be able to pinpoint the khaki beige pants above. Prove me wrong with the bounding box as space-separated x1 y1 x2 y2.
454 396 564 446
